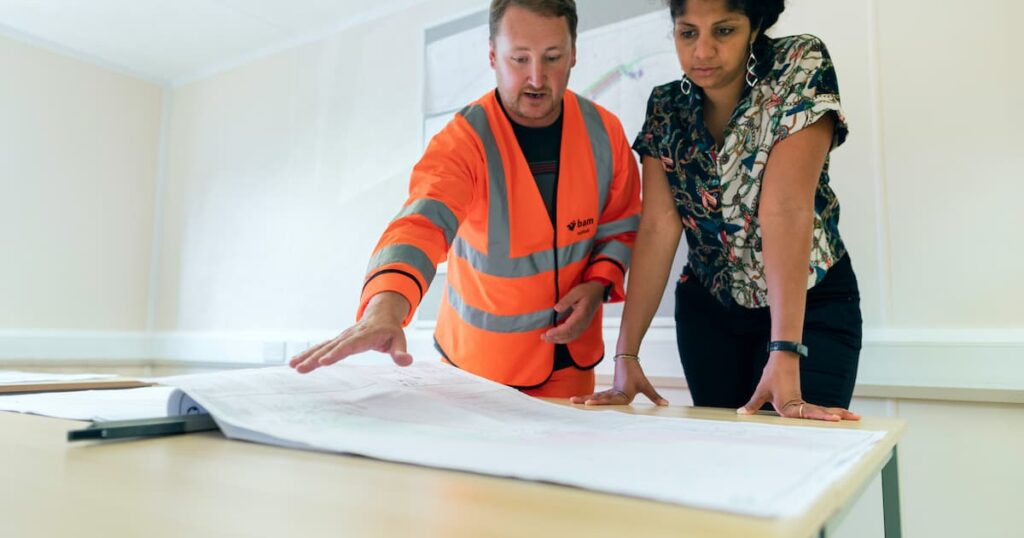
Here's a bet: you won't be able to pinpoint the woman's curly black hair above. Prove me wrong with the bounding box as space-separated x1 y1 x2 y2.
668 0 785 37
667 0 785 70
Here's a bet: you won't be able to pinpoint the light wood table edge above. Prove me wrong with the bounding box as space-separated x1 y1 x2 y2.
565 403 907 538
595 373 1024 405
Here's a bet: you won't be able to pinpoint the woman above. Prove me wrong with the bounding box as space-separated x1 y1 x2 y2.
571 0 862 421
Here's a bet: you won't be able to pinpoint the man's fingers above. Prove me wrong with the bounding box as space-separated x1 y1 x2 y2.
290 322 411 374
318 326 411 368
552 295 577 311
542 326 577 344
540 327 564 343
293 342 337 373
298 330 370 372
289 339 330 368
289 348 312 368
290 338 337 366
390 351 414 367
541 309 585 344
292 327 357 371
288 348 308 368
388 332 413 367
317 332 379 367
544 287 604 343
292 338 345 373
552 292 578 313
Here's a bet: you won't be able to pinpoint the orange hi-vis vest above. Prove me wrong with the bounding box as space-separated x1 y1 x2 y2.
358 90 640 388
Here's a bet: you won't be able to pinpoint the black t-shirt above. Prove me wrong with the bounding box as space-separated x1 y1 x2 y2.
495 90 577 373
496 90 562 225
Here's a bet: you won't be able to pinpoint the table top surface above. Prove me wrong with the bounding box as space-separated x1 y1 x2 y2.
0 404 905 538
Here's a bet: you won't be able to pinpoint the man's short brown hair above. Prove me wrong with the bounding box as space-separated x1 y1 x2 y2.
489 0 578 42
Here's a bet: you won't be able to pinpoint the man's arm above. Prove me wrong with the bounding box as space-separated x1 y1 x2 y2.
289 117 480 372
290 292 411 372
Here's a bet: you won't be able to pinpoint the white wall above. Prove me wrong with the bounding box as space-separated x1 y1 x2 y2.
877 0 1023 328
156 0 484 332
0 34 163 331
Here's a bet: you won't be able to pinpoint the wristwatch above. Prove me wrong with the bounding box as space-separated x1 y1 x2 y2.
767 340 808 358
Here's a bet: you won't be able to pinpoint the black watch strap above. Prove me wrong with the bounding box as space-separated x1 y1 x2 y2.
767 340 808 358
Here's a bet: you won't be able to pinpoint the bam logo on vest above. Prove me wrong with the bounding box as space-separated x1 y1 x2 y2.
566 217 594 234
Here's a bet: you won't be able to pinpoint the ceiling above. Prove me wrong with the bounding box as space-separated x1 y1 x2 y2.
0 0 428 85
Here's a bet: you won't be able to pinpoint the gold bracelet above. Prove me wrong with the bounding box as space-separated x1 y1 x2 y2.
613 353 640 361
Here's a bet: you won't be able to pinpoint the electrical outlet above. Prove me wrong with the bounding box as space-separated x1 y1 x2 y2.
262 341 286 364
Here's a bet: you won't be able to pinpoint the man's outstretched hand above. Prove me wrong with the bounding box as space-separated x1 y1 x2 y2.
289 292 412 373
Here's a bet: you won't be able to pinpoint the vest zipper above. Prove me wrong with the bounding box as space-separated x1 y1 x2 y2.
551 173 560 328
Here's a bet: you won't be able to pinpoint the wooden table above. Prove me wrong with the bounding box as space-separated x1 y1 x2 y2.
0 405 905 538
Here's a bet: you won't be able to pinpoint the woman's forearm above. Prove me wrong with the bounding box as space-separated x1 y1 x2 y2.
617 214 682 355
758 116 835 346
760 210 814 342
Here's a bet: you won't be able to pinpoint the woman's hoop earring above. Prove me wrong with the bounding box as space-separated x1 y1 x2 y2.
680 75 692 95
745 45 759 87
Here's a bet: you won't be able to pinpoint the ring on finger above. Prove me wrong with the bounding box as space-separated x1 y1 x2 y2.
798 403 805 419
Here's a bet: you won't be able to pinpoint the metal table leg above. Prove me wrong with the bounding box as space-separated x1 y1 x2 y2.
882 447 903 538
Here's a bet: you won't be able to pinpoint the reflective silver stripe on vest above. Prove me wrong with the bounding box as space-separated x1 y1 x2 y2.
451 236 594 278
447 285 554 333
577 96 613 212
594 215 639 241
591 240 632 267
448 97 620 332
366 244 436 286
392 198 459 247
460 104 511 260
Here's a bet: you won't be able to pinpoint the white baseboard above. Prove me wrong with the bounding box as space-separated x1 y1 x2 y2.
0 330 152 362
593 327 1024 392
1 328 1022 394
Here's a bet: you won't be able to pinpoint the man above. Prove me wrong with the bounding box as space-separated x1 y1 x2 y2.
290 0 640 399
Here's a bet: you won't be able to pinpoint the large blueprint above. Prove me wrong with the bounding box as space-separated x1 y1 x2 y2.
160 362 883 518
